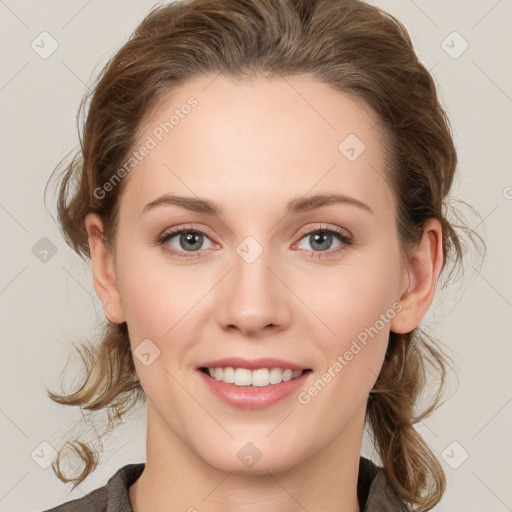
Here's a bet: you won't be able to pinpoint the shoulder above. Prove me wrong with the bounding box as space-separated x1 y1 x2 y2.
358 457 410 512
42 463 145 512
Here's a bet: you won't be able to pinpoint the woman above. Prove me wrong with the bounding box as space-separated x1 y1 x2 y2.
43 0 477 510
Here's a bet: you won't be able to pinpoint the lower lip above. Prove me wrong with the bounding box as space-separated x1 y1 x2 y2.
198 369 311 410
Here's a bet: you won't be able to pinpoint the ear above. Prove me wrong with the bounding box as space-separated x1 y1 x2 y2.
390 218 443 334
85 213 126 324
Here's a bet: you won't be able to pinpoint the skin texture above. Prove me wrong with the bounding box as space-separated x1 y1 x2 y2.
85 74 443 512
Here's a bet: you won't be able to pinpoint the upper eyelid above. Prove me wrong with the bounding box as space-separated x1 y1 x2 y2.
297 224 351 238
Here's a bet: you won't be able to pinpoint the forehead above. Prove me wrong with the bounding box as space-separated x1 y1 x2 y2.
121 74 394 219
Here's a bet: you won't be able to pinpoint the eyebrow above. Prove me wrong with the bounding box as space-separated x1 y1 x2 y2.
141 192 374 216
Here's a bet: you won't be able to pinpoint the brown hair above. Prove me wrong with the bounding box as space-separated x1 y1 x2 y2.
45 0 483 509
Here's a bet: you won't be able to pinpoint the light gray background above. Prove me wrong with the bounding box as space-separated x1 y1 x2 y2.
1 1 511 510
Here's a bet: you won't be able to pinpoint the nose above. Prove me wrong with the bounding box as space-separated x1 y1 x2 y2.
216 244 291 337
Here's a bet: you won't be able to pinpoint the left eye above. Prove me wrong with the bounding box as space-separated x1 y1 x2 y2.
295 229 350 253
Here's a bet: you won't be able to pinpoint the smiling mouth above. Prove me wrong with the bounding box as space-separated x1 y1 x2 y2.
200 367 313 387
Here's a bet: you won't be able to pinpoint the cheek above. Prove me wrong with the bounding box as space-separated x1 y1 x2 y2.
294 253 401 398
115 246 194 403
114 243 215 398
295 271 397 419
117 243 178 346
301 259 400 344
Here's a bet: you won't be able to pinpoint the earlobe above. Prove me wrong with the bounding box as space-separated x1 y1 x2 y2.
85 213 126 324
390 218 443 334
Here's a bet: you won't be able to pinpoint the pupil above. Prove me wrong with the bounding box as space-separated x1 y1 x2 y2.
181 232 202 251
311 232 331 251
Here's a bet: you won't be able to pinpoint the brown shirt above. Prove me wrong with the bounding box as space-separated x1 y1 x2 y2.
43 457 409 511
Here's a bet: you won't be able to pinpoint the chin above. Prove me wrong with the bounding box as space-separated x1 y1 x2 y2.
195 437 308 476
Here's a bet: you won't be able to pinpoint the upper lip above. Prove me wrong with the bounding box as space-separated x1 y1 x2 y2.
197 357 310 371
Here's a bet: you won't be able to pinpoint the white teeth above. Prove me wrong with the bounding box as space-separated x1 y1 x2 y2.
234 368 252 386
251 368 269 387
222 366 235 383
269 367 283 384
205 367 304 387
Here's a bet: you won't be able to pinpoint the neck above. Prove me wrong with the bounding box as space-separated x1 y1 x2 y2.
129 402 365 512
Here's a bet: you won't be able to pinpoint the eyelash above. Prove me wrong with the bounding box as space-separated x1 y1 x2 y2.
157 224 353 260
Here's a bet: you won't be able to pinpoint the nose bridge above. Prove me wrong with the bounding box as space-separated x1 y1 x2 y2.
216 234 290 334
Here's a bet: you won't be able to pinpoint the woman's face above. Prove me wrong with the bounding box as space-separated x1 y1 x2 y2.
95 75 412 473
